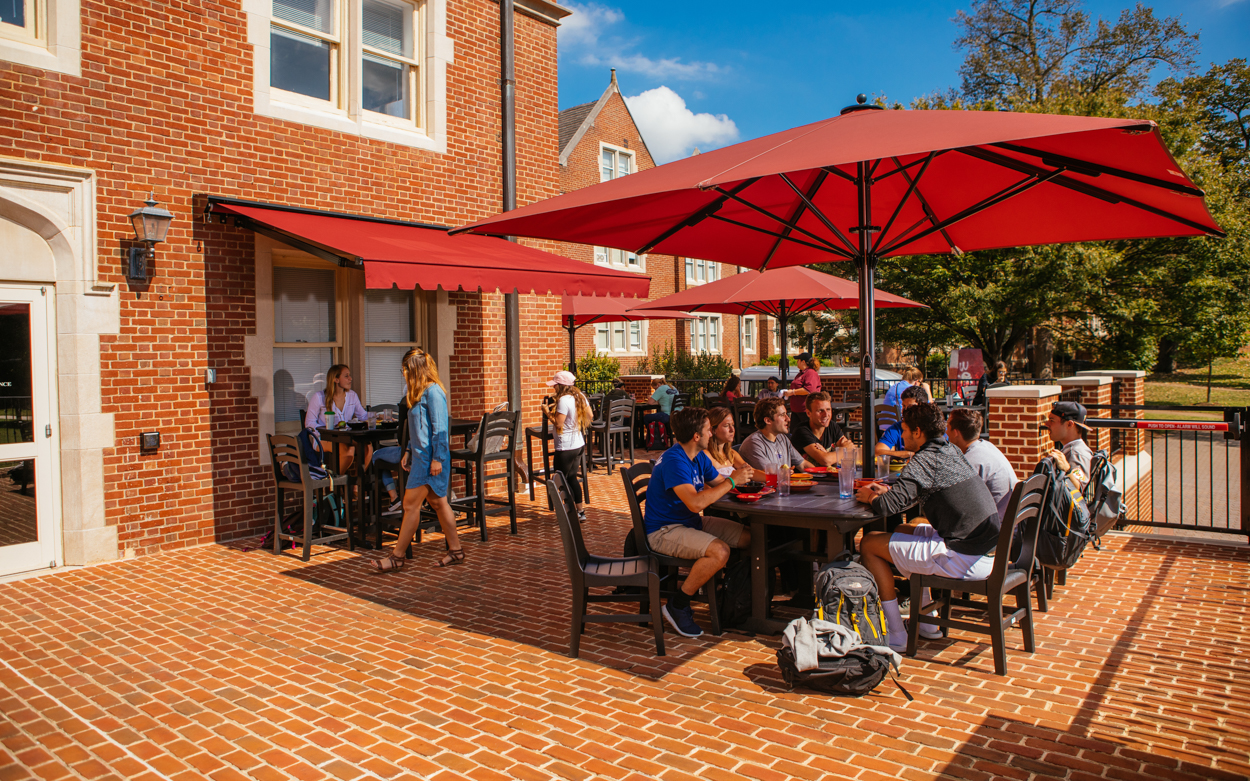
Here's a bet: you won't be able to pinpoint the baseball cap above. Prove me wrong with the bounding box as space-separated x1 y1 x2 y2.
1051 401 1091 431
546 370 576 387
611 378 625 388
795 352 813 363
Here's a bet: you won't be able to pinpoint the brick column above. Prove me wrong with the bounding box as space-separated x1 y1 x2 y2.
986 385 1063 480
620 375 661 403
1078 370 1150 522
1058 375 1113 453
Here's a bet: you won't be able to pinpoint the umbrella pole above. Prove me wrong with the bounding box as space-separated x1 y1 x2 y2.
567 316 577 374
857 161 879 478
778 302 789 384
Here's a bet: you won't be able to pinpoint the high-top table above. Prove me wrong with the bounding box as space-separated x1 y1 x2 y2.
709 479 895 634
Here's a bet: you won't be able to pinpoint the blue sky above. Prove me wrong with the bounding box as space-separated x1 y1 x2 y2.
557 0 1250 163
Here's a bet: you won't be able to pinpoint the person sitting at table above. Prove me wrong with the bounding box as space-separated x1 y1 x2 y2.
372 348 465 571
756 376 783 400
543 370 593 522
790 392 852 467
604 378 631 405
721 374 742 402
739 398 817 474
972 361 1010 407
305 364 370 475
855 401 1001 652
643 376 677 448
882 365 927 429
875 385 928 460
1045 401 1094 492
706 406 762 480
946 408 1017 522
781 352 821 429
644 407 754 638
371 390 412 515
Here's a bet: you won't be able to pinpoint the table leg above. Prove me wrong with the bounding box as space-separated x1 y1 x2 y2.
739 518 788 635
526 432 536 501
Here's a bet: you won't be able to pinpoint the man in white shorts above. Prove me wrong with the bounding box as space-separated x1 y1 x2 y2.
855 402 1001 652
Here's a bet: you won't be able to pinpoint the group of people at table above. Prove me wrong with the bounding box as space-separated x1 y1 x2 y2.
302 351 1094 651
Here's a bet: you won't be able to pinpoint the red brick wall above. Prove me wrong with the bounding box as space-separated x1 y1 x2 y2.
987 391 1061 480
0 0 564 555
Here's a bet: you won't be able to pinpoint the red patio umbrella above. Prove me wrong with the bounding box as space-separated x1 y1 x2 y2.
630 266 924 380
454 101 1224 473
561 295 693 374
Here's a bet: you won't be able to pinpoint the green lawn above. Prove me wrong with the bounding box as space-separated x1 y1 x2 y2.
1145 355 1250 414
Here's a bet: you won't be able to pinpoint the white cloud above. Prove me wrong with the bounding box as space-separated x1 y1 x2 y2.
625 86 739 164
559 3 725 81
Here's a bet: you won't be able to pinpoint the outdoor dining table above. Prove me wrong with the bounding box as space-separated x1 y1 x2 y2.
709 478 898 634
318 417 480 547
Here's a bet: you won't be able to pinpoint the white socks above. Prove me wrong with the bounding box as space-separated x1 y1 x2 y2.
882 598 905 635
919 587 941 637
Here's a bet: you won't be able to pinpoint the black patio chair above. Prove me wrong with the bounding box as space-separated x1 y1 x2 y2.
548 472 664 658
591 397 635 474
450 409 520 540
267 433 352 561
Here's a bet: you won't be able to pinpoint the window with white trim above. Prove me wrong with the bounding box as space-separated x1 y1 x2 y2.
0 0 80 76
595 320 645 354
363 289 417 407
273 265 340 428
600 145 633 181
593 246 643 272
743 316 756 353
0 0 36 42
690 315 721 354
685 257 719 286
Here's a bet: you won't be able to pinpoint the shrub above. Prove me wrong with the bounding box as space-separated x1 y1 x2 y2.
572 350 620 382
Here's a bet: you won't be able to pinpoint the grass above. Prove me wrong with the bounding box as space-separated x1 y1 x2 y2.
1145 354 1250 414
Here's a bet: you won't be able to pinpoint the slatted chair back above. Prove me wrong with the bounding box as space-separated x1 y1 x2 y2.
607 397 633 427
993 473 1051 585
671 393 691 413
549 472 590 571
478 410 519 462
620 461 652 554
842 391 863 404
268 434 304 486
875 403 899 429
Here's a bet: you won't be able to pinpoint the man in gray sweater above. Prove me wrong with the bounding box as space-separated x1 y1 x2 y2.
855 402 1001 652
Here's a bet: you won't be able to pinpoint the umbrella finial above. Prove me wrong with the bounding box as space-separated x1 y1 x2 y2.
856 94 867 105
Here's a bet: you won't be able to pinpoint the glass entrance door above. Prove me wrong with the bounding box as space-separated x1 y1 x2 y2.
0 286 58 576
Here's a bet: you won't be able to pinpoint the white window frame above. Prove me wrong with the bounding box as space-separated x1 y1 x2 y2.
593 246 645 273
743 315 756 353
272 254 343 432
684 257 719 286
594 319 646 356
0 0 80 76
363 288 425 406
599 143 633 182
690 315 721 354
249 0 453 153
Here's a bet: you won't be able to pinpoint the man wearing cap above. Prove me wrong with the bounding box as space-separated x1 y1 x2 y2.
1046 401 1094 491
757 376 783 400
782 352 821 429
604 378 631 405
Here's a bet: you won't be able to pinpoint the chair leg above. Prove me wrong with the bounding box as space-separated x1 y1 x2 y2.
988 591 1008 676
1034 571 1048 613
507 455 518 535
1057 569 1067 586
705 571 722 636
581 451 591 504
1044 568 1055 600
906 575 921 657
302 491 314 562
606 430 615 474
628 426 635 465
274 487 284 555
649 571 665 656
570 587 586 659
477 461 488 542
1016 584 1036 653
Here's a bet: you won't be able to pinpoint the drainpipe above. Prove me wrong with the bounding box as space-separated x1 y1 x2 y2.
737 266 744 368
501 0 521 415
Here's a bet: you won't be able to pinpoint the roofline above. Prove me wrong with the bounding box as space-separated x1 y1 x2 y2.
559 72 658 168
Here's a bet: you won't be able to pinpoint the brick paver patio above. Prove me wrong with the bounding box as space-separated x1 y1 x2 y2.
2 462 1248 781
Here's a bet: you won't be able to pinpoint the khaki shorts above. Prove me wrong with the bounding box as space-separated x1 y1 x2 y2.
648 516 745 560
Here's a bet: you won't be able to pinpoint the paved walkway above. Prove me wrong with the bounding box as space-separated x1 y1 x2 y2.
2 464 1248 781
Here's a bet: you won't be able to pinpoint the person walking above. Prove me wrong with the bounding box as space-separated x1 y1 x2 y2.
372 348 465 571
543 370 593 522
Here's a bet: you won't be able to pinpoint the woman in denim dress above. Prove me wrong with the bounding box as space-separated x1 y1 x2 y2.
372 348 465 571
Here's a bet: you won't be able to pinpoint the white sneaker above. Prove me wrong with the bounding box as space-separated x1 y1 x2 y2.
384 499 403 515
917 616 943 640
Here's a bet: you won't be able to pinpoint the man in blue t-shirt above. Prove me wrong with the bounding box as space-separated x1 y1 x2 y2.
876 385 928 460
645 407 754 638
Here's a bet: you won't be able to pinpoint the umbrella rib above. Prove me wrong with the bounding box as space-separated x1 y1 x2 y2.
820 165 858 184
872 153 937 255
777 173 859 256
705 213 851 257
635 178 759 255
878 169 1065 256
761 170 830 268
992 141 1206 197
870 152 947 184
710 186 853 258
887 158 961 255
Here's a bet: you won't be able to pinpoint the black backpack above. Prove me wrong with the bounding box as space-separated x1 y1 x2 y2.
1032 457 1092 570
717 557 753 629
814 554 889 647
777 644 893 696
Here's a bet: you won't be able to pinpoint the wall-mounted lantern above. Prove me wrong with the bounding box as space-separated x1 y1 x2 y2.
127 193 174 281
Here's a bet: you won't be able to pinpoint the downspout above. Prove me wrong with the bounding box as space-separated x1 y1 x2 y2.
501 0 521 415
737 266 744 368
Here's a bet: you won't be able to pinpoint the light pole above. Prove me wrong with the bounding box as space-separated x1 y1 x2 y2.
803 315 817 358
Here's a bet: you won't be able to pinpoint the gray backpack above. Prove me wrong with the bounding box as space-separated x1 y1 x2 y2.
814 554 889 647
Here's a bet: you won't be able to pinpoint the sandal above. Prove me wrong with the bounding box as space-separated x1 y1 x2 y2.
370 554 406 573
437 549 466 567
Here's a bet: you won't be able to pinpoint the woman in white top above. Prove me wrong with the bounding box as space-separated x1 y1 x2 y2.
305 364 370 475
541 370 592 521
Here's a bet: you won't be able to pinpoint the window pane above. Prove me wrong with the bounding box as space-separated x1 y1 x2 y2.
274 267 335 343
596 325 609 350
0 459 36 547
708 262 718 281
365 289 412 342
363 53 408 117
710 318 720 351
273 0 333 32
601 150 614 180
365 345 409 407
629 322 641 350
0 303 33 444
271 26 332 101
685 258 695 282
594 247 608 266
613 323 625 350
274 347 333 423
626 252 639 268
0 0 25 28
618 153 630 178
362 0 410 56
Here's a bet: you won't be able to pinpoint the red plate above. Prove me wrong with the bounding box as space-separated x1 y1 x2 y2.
803 466 830 474
734 493 762 503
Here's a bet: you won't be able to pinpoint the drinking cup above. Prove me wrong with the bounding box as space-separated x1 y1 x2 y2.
838 462 855 499
876 454 890 477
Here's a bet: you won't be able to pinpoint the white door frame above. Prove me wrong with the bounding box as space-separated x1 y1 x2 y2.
0 284 62 576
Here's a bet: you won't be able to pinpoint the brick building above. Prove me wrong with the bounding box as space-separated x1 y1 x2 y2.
557 71 778 373
0 0 594 576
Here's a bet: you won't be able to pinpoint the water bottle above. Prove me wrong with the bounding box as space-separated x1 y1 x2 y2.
778 462 790 496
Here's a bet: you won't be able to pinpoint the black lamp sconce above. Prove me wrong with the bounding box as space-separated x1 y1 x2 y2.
127 193 174 282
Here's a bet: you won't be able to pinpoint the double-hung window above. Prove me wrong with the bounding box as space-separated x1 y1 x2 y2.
595 321 644 354
690 315 721 354
271 0 340 104
743 316 756 353
273 266 340 430
593 246 642 272
684 258 719 286
0 0 35 42
363 289 417 407
600 146 633 181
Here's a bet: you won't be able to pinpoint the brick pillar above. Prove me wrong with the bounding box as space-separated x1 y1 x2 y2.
986 385 1063 479
1077 370 1150 522
621 375 660 403
1058 375 1113 453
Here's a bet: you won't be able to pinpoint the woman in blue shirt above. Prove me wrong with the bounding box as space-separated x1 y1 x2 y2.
372 348 464 571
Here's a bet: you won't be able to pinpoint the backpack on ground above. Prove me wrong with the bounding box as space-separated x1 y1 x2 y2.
1032 457 1092 570
777 616 901 696
1084 449 1123 547
717 556 752 629
814 553 889 647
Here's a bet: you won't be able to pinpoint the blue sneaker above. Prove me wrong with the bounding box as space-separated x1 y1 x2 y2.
662 603 703 638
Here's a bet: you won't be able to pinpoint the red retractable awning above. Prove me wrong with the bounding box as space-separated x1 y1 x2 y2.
208 199 650 298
